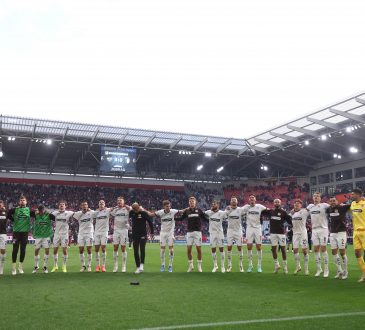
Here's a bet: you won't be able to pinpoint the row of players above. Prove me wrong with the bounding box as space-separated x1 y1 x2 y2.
0 189 364 282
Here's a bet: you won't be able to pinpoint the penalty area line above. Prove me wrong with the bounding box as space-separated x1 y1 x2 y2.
132 311 365 330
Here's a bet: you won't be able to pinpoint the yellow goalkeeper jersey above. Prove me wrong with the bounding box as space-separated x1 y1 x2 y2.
351 200 365 231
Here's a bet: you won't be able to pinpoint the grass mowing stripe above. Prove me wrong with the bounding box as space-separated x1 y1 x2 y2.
133 311 365 330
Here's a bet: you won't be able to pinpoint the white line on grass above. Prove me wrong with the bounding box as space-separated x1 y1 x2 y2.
132 311 365 330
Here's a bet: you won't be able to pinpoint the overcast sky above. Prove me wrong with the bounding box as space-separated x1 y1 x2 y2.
0 0 364 139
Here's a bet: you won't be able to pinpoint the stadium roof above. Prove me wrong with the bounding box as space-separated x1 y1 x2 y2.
1 92 365 181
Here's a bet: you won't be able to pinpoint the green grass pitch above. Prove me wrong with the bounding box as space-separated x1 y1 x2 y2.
1 244 364 330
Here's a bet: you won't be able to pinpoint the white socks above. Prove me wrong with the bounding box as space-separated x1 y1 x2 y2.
248 250 253 266
315 252 321 271
257 250 262 267
323 251 329 270
227 251 232 267
122 252 127 268
43 254 49 267
160 249 165 267
34 255 40 268
342 254 348 272
62 255 68 266
80 253 85 266
212 252 217 266
169 250 174 267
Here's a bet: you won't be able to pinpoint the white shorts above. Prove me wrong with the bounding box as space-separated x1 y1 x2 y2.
94 233 108 246
227 230 243 247
293 231 308 249
209 232 224 248
53 233 69 248
160 232 174 247
78 234 93 247
113 229 128 246
35 237 51 249
186 231 202 246
0 234 7 250
312 228 328 247
330 232 347 250
246 227 262 245
270 234 286 247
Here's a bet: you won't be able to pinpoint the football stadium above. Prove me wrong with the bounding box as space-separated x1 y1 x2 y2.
1 1 365 330
1 93 365 329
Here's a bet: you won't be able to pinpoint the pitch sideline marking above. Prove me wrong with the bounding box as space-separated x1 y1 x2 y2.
132 311 365 330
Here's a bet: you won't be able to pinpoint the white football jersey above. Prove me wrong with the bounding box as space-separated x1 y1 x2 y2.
291 209 309 234
52 210 74 236
73 210 95 235
307 203 329 229
224 207 245 233
93 208 111 235
241 204 267 229
155 209 178 234
110 207 130 231
205 210 226 235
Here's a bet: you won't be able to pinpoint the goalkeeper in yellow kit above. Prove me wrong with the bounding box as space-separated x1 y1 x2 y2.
350 188 365 283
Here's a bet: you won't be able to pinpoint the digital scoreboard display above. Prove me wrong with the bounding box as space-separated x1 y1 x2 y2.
100 146 137 173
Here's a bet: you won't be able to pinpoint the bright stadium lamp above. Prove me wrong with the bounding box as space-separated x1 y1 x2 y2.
217 166 224 173
349 146 358 153
304 140 309 145
46 139 52 145
197 164 203 171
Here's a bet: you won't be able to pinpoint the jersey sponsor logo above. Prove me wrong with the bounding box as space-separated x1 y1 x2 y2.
248 211 260 215
80 218 91 222
311 211 321 214
329 212 340 217
96 216 108 220
162 218 173 222
352 209 363 213
292 217 304 221
188 214 199 218
115 213 128 217
271 216 282 221
229 216 240 219
56 218 67 222
210 218 221 222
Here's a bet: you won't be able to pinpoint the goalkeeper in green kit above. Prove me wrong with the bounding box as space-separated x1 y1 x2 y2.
8 196 36 275
32 205 55 274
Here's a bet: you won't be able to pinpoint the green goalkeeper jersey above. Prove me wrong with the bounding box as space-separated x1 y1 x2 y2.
13 207 31 233
33 213 53 238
